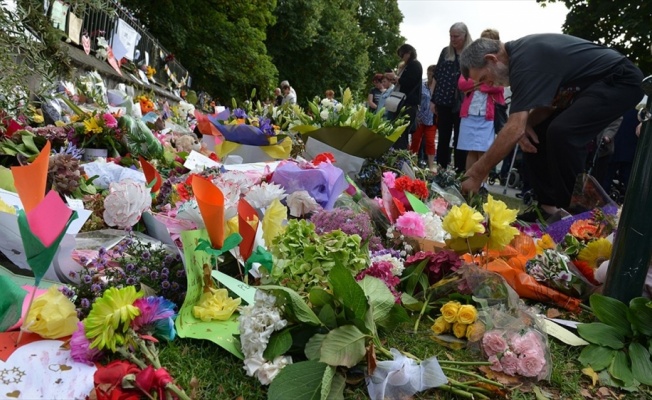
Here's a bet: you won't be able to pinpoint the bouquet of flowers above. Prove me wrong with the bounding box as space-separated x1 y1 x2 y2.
482 327 550 380
69 110 126 155
431 300 484 342
525 248 597 299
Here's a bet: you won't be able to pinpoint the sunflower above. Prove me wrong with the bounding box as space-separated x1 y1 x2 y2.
577 238 612 268
84 286 143 351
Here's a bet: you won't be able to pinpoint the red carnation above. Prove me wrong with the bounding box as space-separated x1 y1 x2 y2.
313 152 336 165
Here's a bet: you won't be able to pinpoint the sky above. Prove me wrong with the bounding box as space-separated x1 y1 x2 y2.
397 0 570 77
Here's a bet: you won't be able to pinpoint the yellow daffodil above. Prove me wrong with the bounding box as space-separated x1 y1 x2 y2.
192 288 242 321
578 238 612 268
84 286 143 351
24 286 78 339
83 117 103 134
442 203 485 239
536 234 556 254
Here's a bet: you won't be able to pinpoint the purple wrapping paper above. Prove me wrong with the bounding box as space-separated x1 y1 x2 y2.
271 162 348 210
545 204 618 243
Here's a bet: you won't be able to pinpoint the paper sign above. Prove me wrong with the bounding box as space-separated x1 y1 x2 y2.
541 318 589 346
138 70 150 84
112 18 141 61
106 46 123 76
65 196 85 210
67 12 82 44
212 270 256 305
49 0 68 31
82 34 91 55
546 317 581 330
183 150 221 171
176 230 242 359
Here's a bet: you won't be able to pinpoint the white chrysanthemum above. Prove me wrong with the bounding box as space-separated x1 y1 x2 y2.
245 182 287 209
423 212 447 242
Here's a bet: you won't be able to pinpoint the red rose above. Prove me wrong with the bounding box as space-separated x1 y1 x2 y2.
91 360 141 400
135 366 175 399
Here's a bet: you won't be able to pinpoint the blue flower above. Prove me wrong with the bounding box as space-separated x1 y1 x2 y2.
131 296 177 341
233 108 248 119
258 117 274 136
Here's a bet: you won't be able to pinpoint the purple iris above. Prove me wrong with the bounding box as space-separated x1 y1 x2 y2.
233 108 247 119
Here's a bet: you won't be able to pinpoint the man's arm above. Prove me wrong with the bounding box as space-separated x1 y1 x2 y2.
461 111 529 194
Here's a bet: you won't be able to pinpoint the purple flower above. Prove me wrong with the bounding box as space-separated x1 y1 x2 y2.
91 284 101 293
126 277 137 285
233 108 247 119
83 275 92 284
150 271 159 280
80 298 91 309
171 282 180 291
139 267 149 275
131 296 177 341
176 270 185 278
163 255 174 265
98 247 107 256
79 256 88 264
161 268 170 276
258 117 274 136
70 322 102 365
125 263 135 272
160 273 169 281
161 280 171 289
141 251 151 260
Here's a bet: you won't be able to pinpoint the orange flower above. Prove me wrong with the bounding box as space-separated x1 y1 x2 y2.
569 219 598 241
572 260 600 285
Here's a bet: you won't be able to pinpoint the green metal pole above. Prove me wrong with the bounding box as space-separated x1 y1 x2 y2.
603 76 652 303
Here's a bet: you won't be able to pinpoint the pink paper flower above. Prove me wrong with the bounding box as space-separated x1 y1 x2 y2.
501 350 519 375
517 353 546 377
430 197 449 217
482 330 509 356
382 171 396 189
102 112 118 128
395 211 426 238
103 179 152 228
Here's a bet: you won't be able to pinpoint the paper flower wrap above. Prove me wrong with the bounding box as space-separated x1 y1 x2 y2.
270 161 347 211
103 179 152 228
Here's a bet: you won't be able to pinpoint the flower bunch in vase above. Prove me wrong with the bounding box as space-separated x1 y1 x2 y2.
70 110 126 157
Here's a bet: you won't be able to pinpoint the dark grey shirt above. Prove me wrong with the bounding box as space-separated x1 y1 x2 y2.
505 34 626 113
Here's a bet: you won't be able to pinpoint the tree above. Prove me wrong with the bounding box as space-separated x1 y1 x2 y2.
537 0 652 73
122 0 279 102
356 0 405 84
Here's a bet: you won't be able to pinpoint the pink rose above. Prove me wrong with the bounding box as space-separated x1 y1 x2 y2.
511 330 545 357
517 353 546 377
482 330 508 357
500 351 519 375
488 355 502 372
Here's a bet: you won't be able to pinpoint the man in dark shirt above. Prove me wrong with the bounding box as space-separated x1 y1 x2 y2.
459 34 644 220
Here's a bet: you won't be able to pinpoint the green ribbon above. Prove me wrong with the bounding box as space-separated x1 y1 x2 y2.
245 246 273 276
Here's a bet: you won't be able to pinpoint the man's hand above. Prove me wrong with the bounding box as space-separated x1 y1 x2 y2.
519 125 539 153
461 174 483 196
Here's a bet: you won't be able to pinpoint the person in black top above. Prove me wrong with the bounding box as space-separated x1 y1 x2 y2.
393 44 423 150
459 34 644 219
274 88 283 106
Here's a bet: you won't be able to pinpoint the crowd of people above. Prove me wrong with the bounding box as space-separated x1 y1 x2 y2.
274 23 646 222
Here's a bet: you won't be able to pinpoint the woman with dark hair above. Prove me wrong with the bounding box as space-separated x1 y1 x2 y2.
367 73 385 112
393 43 423 150
431 22 473 172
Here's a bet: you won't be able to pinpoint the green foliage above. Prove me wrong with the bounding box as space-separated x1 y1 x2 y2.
577 293 652 389
537 0 652 72
267 360 330 400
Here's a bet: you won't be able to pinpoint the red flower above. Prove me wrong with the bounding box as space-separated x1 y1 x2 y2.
135 366 175 399
394 176 412 193
91 360 141 400
313 152 336 165
409 179 429 199
572 260 600 286
208 152 219 162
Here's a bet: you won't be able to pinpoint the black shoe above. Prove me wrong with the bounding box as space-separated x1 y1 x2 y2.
517 205 551 224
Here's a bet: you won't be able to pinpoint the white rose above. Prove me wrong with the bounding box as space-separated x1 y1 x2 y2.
335 103 343 112
320 110 330 120
103 179 152 228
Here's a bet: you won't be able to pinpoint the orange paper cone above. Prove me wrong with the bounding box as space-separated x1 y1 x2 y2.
192 175 224 249
238 199 259 261
139 156 162 193
11 141 51 213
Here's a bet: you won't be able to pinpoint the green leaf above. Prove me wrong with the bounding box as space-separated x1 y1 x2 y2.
400 293 423 312
310 288 335 308
325 373 345 400
629 342 652 386
609 350 635 387
319 325 367 368
320 365 335 400
358 276 395 323
577 323 625 349
268 360 328 400
627 297 652 336
305 333 327 361
259 285 323 326
578 345 616 371
589 294 632 336
403 259 427 296
263 328 293 361
318 304 338 330
329 264 368 321
377 303 411 330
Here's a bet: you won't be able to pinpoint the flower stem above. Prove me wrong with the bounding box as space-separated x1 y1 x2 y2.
413 291 433 334
438 384 474 398
441 366 504 388
437 360 493 366
116 347 147 369
166 383 192 400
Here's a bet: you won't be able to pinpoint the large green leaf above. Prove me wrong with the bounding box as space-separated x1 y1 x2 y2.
259 285 322 326
264 328 293 361
318 304 338 330
329 264 368 321
358 276 395 323
629 342 652 386
400 293 423 312
305 333 327 361
325 373 345 400
609 350 635 387
577 323 625 349
403 259 427 296
310 287 335 308
377 303 411 330
590 294 632 337
578 345 616 371
319 325 367 368
320 366 336 400
627 298 652 336
268 360 328 400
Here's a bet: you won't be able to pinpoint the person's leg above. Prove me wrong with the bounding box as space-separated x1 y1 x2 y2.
393 106 417 150
425 124 437 169
451 113 466 173
465 151 480 171
435 106 454 169
410 123 424 155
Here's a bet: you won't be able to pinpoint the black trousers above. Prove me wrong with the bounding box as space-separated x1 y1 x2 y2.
523 60 644 208
393 105 418 150
435 105 465 172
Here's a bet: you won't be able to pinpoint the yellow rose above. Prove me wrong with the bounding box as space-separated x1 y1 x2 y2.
24 286 79 339
193 288 242 321
452 322 468 339
431 316 451 335
456 304 478 324
440 301 461 324
466 321 486 342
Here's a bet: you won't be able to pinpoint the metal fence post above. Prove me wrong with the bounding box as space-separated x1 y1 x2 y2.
603 76 652 303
